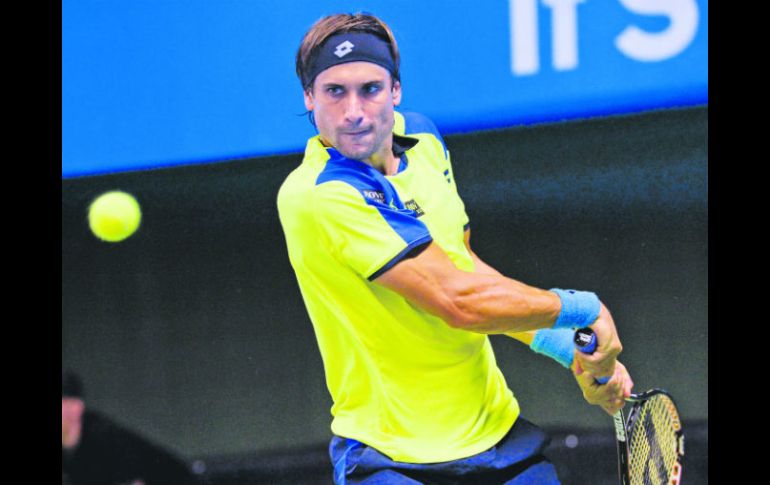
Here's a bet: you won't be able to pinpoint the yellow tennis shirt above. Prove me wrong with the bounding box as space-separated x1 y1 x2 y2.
277 111 519 463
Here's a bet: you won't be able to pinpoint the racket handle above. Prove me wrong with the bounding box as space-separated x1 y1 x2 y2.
574 328 611 384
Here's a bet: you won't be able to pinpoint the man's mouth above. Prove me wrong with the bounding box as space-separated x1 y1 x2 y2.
342 127 372 137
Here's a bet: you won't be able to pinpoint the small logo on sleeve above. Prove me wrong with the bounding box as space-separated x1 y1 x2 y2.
404 199 425 217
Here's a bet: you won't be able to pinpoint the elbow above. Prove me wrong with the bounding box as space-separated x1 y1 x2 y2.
438 290 539 334
443 312 470 330
446 315 483 331
394 268 498 331
439 299 483 331
444 310 498 333
432 284 505 332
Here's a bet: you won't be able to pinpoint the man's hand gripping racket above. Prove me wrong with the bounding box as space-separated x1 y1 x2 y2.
575 327 685 485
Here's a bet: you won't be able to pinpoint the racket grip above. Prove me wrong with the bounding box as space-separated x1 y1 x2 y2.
574 328 611 384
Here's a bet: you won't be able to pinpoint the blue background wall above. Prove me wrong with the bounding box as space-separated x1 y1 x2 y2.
62 0 707 177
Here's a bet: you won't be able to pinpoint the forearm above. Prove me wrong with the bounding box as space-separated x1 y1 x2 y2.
377 245 560 333
462 247 561 333
464 262 602 335
444 273 561 333
378 242 600 334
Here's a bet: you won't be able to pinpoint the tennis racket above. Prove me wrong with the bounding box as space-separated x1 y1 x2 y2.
574 328 685 485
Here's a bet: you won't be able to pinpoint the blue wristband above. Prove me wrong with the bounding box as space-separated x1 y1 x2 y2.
550 288 601 329
530 328 575 369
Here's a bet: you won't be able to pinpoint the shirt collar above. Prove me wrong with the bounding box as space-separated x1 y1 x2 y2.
308 132 419 165
392 133 419 156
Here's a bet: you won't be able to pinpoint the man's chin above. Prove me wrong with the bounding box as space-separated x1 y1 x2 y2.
336 146 374 162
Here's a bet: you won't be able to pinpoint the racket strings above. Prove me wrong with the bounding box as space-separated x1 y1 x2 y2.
627 394 682 485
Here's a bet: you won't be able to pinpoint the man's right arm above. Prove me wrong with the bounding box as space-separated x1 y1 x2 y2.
374 241 562 334
373 241 622 378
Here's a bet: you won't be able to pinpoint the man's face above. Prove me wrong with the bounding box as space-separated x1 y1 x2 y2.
305 62 401 163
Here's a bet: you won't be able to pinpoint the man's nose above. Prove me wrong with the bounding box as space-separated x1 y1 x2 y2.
343 94 364 124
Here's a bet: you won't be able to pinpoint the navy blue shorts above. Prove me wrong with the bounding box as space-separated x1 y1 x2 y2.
329 417 560 484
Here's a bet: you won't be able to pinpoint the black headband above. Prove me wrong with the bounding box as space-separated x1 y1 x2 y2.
305 32 396 87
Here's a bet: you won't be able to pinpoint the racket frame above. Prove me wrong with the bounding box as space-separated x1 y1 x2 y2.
624 389 685 485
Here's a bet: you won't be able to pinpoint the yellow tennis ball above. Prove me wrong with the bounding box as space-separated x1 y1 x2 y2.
88 191 142 242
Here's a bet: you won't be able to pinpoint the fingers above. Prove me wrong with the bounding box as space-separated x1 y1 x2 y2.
577 371 617 404
603 400 623 416
589 306 623 360
577 364 629 414
572 353 584 376
623 371 634 398
574 351 616 379
575 369 596 395
599 380 625 415
601 363 633 414
574 308 633 415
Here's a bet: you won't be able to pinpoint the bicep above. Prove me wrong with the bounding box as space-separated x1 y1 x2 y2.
375 237 561 333
374 241 469 326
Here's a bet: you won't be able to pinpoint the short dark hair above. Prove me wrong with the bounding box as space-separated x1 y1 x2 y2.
295 13 401 91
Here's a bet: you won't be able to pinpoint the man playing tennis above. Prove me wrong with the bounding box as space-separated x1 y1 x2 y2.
278 12 634 484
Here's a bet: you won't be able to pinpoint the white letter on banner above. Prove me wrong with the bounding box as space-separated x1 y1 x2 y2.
616 0 699 62
543 0 585 71
510 0 539 75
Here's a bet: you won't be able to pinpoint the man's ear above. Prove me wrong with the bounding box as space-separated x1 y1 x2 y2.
303 88 314 112
392 80 402 106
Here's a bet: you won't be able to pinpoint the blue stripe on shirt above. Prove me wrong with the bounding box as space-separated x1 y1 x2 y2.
316 149 432 276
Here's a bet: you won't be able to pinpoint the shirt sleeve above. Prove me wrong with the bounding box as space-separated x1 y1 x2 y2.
313 180 433 280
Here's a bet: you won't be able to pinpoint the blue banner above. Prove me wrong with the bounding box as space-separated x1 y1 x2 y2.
62 0 707 178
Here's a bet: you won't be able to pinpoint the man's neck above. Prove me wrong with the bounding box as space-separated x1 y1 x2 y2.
320 135 401 176
366 147 401 176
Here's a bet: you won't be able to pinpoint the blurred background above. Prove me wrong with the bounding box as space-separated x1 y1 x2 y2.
62 1 707 483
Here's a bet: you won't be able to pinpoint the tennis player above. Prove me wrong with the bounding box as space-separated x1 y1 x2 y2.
278 13 634 484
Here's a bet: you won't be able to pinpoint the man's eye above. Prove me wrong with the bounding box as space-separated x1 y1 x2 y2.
327 87 344 96
364 84 382 95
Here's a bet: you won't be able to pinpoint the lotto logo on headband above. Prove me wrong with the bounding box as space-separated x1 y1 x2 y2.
305 33 395 86
334 40 355 58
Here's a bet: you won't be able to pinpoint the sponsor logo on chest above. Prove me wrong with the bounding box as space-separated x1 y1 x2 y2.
362 190 386 204
363 190 425 218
